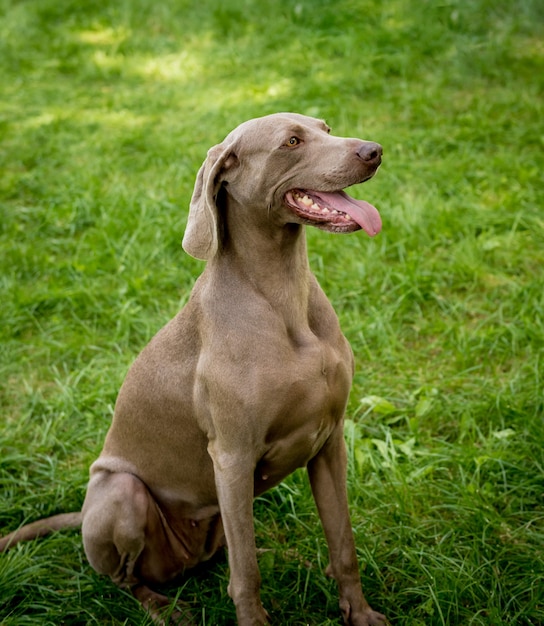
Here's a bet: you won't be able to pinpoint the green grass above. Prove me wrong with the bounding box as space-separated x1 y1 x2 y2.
1 0 543 623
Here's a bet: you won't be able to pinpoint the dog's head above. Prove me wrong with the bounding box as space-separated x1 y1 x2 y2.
183 113 382 260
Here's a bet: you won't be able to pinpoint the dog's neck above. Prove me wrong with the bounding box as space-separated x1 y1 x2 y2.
209 196 315 336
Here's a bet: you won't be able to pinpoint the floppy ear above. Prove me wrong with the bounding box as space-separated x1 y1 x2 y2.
182 143 236 261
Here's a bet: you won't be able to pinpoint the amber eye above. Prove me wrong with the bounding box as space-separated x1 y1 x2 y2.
287 136 300 146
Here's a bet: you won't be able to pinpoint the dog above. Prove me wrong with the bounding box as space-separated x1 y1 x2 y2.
1 113 386 625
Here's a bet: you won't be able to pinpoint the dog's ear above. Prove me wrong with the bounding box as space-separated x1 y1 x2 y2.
182 143 238 261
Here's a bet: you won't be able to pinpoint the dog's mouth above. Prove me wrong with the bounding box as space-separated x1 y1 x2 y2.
284 189 382 236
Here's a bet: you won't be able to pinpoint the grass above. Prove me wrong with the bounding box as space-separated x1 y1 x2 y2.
0 0 543 623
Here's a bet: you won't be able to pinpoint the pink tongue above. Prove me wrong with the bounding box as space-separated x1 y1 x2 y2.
315 190 382 236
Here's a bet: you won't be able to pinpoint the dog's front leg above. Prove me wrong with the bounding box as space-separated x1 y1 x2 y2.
208 443 270 626
307 423 387 626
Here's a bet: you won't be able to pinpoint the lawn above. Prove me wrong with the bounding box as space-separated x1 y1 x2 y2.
0 0 543 624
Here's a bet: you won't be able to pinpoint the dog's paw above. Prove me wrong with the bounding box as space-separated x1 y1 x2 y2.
340 599 388 626
131 584 193 625
235 604 270 625
348 608 388 626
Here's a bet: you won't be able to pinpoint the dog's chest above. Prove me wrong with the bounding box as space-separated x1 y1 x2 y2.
249 336 352 488
196 284 353 481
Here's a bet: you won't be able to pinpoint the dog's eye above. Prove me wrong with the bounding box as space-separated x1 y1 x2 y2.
287 136 300 146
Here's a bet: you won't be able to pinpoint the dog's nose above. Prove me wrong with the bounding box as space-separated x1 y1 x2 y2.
357 142 383 164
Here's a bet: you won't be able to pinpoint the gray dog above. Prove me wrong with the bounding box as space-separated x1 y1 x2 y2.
1 113 387 625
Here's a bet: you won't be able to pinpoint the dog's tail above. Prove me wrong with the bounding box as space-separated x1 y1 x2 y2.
0 512 82 552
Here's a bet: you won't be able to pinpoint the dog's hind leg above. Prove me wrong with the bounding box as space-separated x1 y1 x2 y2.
81 470 194 623
82 471 151 585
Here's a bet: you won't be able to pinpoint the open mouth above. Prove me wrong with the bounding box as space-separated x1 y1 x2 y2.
284 189 382 236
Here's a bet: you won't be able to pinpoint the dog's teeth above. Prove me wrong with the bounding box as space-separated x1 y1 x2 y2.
294 193 336 217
